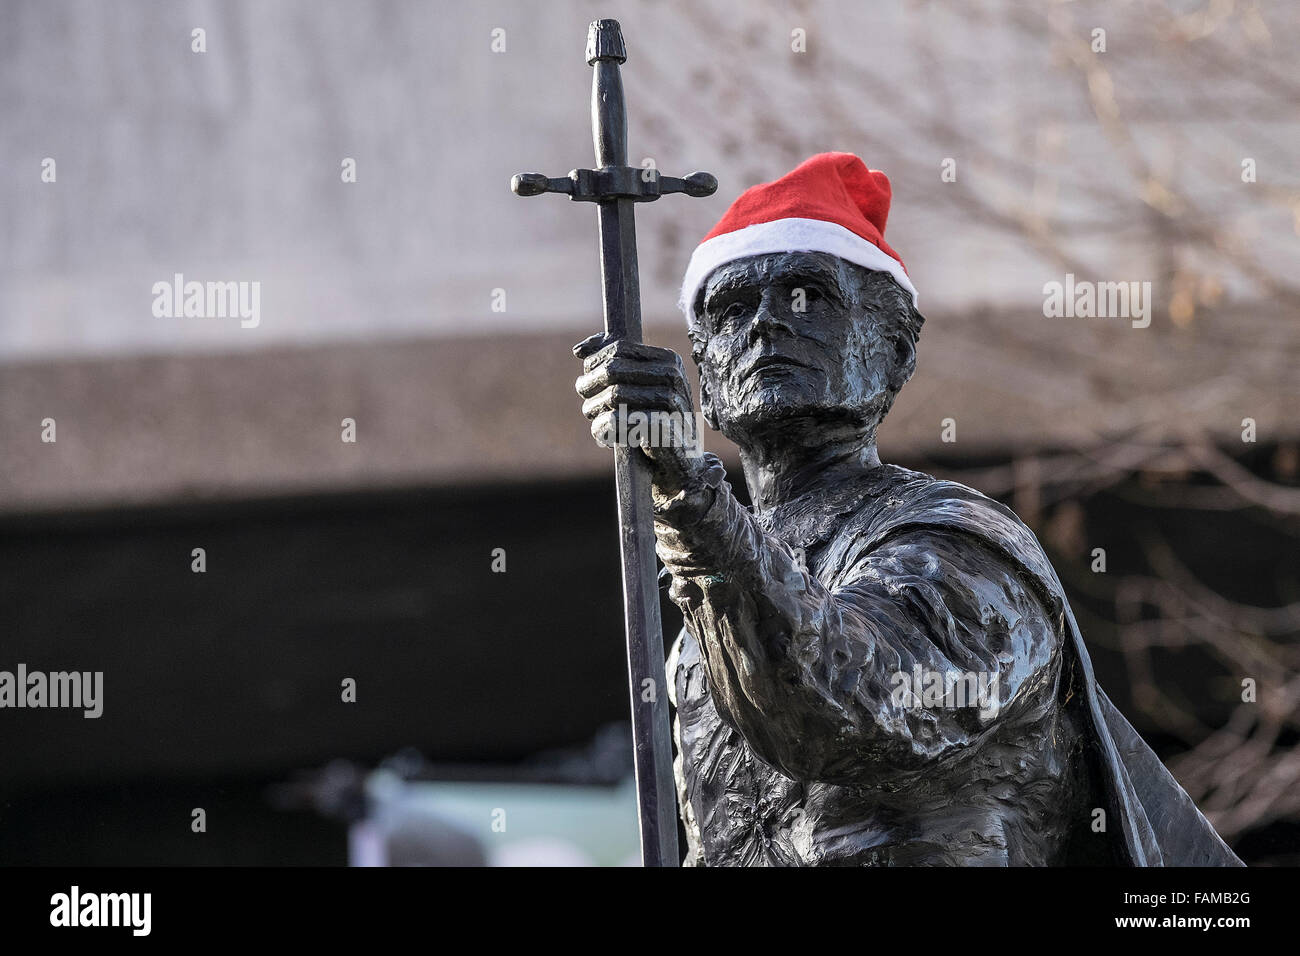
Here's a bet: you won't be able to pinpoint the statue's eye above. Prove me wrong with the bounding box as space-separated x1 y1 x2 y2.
715 300 750 325
787 284 829 313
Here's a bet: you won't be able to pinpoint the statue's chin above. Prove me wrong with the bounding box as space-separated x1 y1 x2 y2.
719 390 887 448
725 384 818 430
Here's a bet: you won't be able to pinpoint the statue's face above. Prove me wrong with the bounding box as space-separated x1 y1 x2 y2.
690 251 917 446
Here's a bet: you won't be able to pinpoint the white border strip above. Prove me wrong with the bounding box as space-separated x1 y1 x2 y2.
678 217 918 318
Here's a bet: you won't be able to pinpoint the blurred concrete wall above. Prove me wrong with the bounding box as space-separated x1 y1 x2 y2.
2 0 1297 510
8 0 1295 360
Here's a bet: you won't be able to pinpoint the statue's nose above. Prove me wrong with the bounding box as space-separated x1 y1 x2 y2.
749 290 799 341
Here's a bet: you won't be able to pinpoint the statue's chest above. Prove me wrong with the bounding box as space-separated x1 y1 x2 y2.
674 628 896 866
677 667 808 865
672 495 885 866
753 480 916 589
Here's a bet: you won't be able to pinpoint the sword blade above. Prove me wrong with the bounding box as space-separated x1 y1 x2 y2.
596 193 680 867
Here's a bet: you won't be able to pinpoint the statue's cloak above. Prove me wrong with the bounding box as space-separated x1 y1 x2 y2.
841 477 1243 866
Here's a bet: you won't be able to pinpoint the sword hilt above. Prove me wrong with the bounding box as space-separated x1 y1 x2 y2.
511 19 716 206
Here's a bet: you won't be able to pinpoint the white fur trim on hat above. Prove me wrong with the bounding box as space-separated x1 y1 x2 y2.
678 217 918 320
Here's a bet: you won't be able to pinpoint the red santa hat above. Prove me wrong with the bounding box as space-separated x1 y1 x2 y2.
679 152 917 321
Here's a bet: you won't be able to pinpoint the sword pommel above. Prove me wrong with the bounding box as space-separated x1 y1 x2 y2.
586 19 627 65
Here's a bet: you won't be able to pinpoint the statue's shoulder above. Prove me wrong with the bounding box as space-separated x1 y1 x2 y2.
833 465 1066 612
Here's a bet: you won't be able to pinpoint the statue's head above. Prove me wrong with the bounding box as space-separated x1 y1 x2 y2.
686 250 923 449
677 154 921 452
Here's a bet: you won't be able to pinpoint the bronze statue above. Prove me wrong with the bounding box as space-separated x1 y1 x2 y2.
573 151 1243 866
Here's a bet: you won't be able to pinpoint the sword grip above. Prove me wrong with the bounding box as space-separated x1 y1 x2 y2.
589 21 628 169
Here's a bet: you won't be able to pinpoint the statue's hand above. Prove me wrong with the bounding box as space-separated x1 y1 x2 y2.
574 333 706 500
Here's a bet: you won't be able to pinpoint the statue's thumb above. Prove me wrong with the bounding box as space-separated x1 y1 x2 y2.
573 332 609 359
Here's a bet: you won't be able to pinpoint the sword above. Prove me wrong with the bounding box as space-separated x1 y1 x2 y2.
511 18 716 867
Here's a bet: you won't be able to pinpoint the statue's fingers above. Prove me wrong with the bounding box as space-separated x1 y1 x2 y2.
582 384 685 422
615 341 681 365
572 332 609 360
582 338 681 373
582 386 615 421
576 359 687 398
590 410 618 448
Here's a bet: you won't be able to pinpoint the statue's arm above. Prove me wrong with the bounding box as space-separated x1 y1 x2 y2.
657 477 1062 786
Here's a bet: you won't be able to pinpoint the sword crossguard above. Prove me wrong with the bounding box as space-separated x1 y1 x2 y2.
509 172 571 197
511 167 717 203
660 171 719 198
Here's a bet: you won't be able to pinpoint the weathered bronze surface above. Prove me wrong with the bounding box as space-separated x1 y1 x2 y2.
575 251 1244 866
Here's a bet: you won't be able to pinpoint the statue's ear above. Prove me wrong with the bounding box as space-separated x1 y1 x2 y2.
888 300 922 391
889 334 917 392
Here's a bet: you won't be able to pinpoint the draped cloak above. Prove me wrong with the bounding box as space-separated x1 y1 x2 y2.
664 464 1242 866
